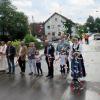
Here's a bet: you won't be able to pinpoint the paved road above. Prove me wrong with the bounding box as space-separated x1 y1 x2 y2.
0 42 100 100
62 43 100 100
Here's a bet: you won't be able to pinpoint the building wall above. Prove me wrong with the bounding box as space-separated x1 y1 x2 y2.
71 26 77 36
31 23 44 39
44 14 66 41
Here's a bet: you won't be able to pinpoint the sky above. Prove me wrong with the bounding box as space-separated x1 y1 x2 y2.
12 0 100 24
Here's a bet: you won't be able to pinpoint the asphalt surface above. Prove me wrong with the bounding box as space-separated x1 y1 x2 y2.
0 42 100 100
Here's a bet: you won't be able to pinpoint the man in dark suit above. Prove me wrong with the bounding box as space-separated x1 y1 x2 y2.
44 40 55 78
6 41 16 74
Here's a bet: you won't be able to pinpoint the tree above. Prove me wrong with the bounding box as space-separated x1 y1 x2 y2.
0 0 14 35
7 11 29 40
63 19 74 35
85 16 95 33
0 0 29 41
94 17 100 33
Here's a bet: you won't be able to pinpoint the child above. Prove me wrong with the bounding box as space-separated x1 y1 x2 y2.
35 50 43 76
70 52 85 91
56 49 67 75
71 52 80 82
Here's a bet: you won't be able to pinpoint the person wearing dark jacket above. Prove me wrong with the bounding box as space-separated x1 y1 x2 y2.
6 41 16 74
44 40 55 78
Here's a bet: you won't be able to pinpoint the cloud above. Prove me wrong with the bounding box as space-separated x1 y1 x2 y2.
43 1 63 14
12 0 32 9
12 0 100 24
68 0 95 6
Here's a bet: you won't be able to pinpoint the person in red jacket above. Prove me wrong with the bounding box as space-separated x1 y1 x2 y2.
84 34 89 44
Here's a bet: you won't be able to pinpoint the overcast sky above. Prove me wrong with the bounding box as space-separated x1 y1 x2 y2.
12 0 100 24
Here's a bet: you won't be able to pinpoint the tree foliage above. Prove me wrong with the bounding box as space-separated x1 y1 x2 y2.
0 0 29 41
63 19 74 35
76 24 87 38
85 16 95 33
77 16 100 38
24 34 43 49
94 17 100 33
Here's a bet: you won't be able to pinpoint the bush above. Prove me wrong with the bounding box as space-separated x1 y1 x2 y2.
11 40 21 52
24 34 43 49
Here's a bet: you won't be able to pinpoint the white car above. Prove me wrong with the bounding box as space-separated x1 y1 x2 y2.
89 33 100 45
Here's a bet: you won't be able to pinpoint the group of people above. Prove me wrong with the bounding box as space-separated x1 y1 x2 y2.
0 41 43 76
0 35 86 83
44 35 86 82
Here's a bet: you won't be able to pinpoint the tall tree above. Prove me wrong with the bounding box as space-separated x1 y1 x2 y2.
0 0 15 35
0 0 29 40
85 16 95 33
94 17 100 33
76 24 88 38
63 19 74 35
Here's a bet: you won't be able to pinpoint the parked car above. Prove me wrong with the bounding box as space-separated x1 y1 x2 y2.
89 33 100 45
89 33 100 41
94 33 100 40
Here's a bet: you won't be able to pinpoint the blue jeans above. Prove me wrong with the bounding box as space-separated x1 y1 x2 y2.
7 57 15 73
28 59 36 74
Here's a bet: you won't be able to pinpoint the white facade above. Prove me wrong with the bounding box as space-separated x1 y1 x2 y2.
44 13 66 41
71 26 77 36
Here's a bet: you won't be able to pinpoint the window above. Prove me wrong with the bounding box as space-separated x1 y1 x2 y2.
58 25 61 27
58 32 61 36
52 32 55 36
48 33 51 35
61 20 64 23
55 18 57 21
47 26 50 29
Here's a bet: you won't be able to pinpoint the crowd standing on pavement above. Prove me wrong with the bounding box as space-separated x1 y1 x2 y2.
0 34 86 84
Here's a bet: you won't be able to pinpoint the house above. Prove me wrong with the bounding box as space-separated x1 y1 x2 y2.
30 23 45 40
44 12 75 41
